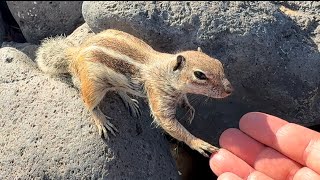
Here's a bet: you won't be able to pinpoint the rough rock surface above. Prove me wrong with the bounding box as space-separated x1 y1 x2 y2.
0 42 177 179
6 1 84 44
0 11 4 45
1 42 38 60
82 1 320 148
276 1 320 50
2 1 320 178
65 23 95 46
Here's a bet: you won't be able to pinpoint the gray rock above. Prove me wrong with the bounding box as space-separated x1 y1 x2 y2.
82 1 278 52
0 46 178 179
0 11 5 45
6 1 84 44
276 1 320 51
82 1 320 148
66 23 95 46
277 1 320 15
1 42 38 61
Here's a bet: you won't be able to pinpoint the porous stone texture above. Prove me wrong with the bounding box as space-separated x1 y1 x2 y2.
2 1 320 178
0 47 178 179
65 23 95 46
276 1 320 50
6 1 84 44
0 11 5 45
279 1 320 15
82 1 320 148
1 42 38 60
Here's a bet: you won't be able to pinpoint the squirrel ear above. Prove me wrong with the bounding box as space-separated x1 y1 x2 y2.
197 47 202 52
173 55 186 71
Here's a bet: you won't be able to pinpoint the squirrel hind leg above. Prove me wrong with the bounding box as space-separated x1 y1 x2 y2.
117 91 141 119
83 87 119 140
77 61 119 140
81 81 119 140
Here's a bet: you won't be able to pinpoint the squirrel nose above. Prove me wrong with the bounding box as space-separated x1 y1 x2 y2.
225 84 233 94
222 79 233 95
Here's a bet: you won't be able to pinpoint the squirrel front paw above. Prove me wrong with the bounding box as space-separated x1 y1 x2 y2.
189 138 219 157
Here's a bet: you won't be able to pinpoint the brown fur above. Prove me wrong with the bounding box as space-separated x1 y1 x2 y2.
36 29 233 157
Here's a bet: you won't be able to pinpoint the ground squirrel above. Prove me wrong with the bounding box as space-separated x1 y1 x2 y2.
35 29 233 157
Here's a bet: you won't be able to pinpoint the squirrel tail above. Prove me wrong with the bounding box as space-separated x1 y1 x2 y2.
35 35 75 75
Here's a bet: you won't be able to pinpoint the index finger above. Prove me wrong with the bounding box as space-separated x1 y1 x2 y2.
239 112 320 174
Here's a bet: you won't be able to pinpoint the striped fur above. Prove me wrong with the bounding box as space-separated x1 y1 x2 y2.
36 29 233 157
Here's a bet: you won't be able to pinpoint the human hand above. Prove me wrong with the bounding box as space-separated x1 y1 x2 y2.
209 112 320 180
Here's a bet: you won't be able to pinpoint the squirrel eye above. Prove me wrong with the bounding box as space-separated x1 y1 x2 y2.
194 71 208 80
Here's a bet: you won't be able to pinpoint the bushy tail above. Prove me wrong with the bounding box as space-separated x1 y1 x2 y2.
35 36 74 75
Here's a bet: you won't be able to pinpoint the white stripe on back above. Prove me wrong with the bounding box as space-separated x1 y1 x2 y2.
82 45 144 68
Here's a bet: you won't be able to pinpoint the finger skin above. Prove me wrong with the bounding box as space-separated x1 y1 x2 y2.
293 167 320 180
209 149 254 178
304 138 320 175
219 128 266 166
240 112 320 174
239 112 287 148
218 172 242 180
247 171 274 180
219 128 302 179
218 171 274 180
254 147 301 180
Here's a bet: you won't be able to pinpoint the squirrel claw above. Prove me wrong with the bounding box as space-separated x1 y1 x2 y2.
96 117 119 140
99 122 118 140
186 106 195 125
128 99 141 119
99 127 109 141
189 138 219 157
119 92 141 119
104 115 112 120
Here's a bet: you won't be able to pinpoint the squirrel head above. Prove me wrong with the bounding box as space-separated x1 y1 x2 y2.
170 49 233 99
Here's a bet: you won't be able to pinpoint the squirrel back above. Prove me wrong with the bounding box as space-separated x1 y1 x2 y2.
35 29 155 76
35 36 74 75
